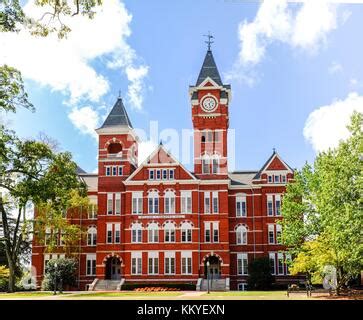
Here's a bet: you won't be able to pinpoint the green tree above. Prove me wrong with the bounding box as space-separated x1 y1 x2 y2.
247 257 274 290
42 258 77 291
281 112 363 294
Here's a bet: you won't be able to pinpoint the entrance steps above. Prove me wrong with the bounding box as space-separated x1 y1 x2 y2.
199 278 229 291
91 279 122 291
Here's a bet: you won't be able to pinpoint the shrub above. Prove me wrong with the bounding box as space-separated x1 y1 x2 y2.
247 257 275 290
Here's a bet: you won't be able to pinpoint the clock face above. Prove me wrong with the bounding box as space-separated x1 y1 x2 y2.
201 96 218 112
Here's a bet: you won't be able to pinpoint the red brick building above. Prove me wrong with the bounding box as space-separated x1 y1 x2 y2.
32 47 295 291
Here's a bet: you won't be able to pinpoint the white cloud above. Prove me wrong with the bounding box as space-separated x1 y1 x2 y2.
303 92 363 153
329 61 343 74
0 0 149 112
227 0 344 82
125 66 149 110
68 106 100 139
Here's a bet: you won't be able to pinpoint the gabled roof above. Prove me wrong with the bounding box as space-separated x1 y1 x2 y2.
253 150 294 180
229 171 258 186
76 165 87 175
196 49 223 86
99 97 133 129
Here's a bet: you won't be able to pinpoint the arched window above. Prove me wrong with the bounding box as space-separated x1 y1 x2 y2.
201 154 210 174
164 222 176 242
148 190 159 214
131 223 143 243
211 154 220 174
180 222 192 242
148 223 159 243
164 190 175 214
87 226 97 246
236 225 247 245
107 142 122 155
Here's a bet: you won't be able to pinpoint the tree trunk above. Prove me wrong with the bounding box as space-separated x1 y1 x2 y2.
7 259 15 293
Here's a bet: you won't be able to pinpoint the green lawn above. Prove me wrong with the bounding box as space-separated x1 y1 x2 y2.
68 291 183 298
0 291 71 298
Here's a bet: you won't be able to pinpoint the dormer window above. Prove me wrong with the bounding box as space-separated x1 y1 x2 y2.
156 170 161 180
169 169 174 180
268 175 272 183
282 175 286 183
274 175 280 183
149 170 154 180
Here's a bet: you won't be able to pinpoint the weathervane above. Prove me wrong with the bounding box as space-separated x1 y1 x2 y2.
204 31 214 51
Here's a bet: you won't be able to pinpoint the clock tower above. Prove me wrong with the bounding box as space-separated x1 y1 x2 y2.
189 45 231 179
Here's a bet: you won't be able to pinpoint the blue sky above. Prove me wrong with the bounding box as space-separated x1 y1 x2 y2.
2 0 363 173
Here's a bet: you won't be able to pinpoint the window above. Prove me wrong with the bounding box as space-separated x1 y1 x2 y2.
278 253 284 275
118 166 123 176
269 253 276 275
181 191 192 214
204 192 210 214
87 227 97 246
132 192 143 215
207 131 213 142
214 131 221 143
148 191 159 214
213 222 219 243
88 203 97 219
181 252 192 275
276 224 282 244
156 170 161 180
149 170 154 180
107 193 113 215
164 222 175 243
164 190 175 214
162 169 168 180
181 222 192 242
202 157 210 174
286 253 291 275
205 223 211 242
275 195 281 216
105 166 111 176
268 225 275 244
114 224 121 244
282 175 286 183
131 252 142 275
268 175 272 183
212 192 218 214
212 157 219 174
274 175 280 183
115 193 121 215
238 283 247 291
169 169 174 180
236 196 247 217
164 252 175 275
106 224 112 244
148 252 159 275
112 166 117 176
237 253 248 275
131 223 143 243
236 225 247 245
148 223 159 243
267 195 273 216
86 254 96 276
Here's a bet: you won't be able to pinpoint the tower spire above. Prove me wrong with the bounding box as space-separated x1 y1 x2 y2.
203 31 214 51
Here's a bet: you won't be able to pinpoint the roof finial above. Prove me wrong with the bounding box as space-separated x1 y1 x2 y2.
159 140 163 146
273 147 276 153
203 31 214 51
118 89 122 99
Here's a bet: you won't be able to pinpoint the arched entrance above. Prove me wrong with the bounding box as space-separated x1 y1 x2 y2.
105 256 121 280
204 255 222 279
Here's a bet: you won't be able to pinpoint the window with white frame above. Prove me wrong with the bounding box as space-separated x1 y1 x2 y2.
148 223 159 243
275 195 281 216
149 170 154 180
131 223 143 243
278 252 284 275
148 190 159 214
237 253 248 275
164 222 175 242
212 222 219 242
181 251 192 275
181 222 192 242
164 190 175 214
105 166 111 176
112 166 117 176
88 203 97 219
114 224 120 244
156 169 161 180
169 169 174 180
267 195 273 216
132 192 143 215
274 175 280 183
269 252 276 275
238 283 247 291
236 225 247 245
118 166 123 176
131 252 142 275
214 130 221 143
148 252 159 275
106 223 112 244
282 175 286 183
276 224 282 244
115 193 121 215
202 156 210 174
181 191 192 214
86 254 96 276
162 169 168 180
164 252 175 275
236 195 247 217
212 192 219 214
204 222 211 242
87 226 97 246
204 192 210 214
107 193 113 215
268 225 275 244
268 175 272 183
212 156 219 174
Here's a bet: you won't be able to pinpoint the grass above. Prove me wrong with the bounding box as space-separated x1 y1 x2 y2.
0 291 71 298
68 291 183 299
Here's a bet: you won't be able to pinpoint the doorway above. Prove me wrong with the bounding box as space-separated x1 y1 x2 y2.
105 257 121 280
